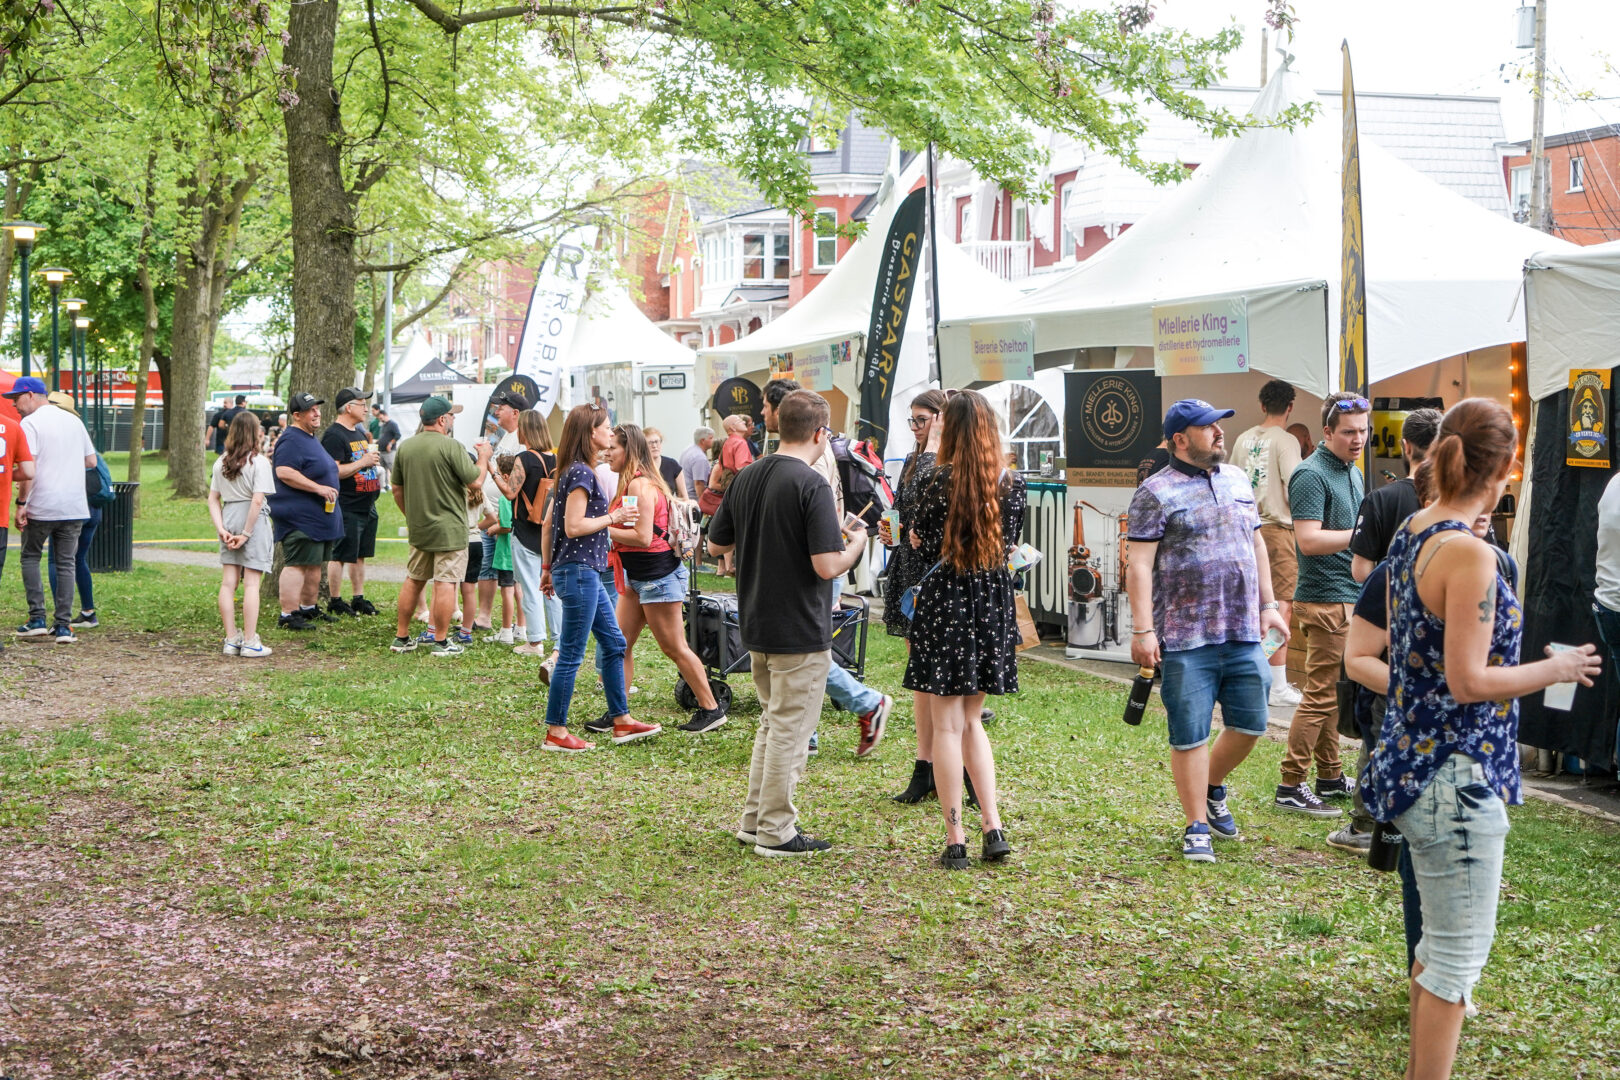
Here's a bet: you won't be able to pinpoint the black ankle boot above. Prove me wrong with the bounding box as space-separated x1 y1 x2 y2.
965 770 979 809
893 759 935 804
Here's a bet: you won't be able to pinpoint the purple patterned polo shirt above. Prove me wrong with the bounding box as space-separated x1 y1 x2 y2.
1127 456 1263 654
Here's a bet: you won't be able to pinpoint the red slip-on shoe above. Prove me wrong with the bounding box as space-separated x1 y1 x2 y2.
611 718 662 745
543 728 593 753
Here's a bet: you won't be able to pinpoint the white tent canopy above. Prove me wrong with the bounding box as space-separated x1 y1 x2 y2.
939 61 1576 398
1526 240 1620 402
573 277 699 372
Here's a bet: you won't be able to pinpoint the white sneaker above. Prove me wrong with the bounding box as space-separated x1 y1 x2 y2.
239 637 273 658
223 637 243 657
1269 681 1303 707
513 641 543 656
485 627 514 644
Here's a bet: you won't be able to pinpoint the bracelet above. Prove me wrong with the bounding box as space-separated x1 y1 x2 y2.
1132 628 1156 636
1260 601 1280 612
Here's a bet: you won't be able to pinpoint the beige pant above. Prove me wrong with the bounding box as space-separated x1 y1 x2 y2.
1281 601 1351 786
739 650 831 847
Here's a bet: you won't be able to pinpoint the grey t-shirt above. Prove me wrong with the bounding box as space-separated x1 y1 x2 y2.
1596 472 1620 612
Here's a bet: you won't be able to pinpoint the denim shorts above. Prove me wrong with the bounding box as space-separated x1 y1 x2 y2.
1395 753 1509 1007
629 563 688 605
1159 641 1272 750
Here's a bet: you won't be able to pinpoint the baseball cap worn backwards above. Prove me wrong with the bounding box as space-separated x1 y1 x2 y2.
420 396 462 423
1163 398 1235 439
289 391 324 413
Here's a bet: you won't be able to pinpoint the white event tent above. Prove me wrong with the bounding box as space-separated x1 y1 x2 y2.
697 155 1020 463
573 277 700 372
1525 240 1620 402
938 61 1576 397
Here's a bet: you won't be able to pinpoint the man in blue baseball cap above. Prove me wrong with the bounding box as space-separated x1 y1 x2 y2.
1124 398 1289 864
4 376 97 643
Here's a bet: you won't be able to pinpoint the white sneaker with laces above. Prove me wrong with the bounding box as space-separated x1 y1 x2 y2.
1269 681 1303 707
512 641 543 656
223 637 243 657
486 627 514 644
239 637 273 659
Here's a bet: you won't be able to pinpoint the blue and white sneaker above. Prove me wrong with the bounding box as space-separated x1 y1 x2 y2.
454 627 473 645
51 625 77 645
417 628 438 644
223 637 243 657
238 637 273 659
1206 785 1239 839
15 617 48 638
807 730 819 755
1183 823 1216 864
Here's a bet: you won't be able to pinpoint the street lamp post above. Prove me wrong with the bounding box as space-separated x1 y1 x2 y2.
40 267 71 387
63 299 85 406
2 222 44 377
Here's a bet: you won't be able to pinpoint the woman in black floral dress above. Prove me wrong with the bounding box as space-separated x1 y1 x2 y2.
902 389 1025 869
884 390 946 803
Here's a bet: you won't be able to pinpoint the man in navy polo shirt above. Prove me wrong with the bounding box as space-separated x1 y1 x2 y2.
1126 399 1290 864
269 392 345 631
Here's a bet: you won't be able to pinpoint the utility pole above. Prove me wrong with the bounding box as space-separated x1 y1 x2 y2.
1527 0 1552 233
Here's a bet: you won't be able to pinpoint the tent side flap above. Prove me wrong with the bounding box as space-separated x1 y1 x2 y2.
1526 247 1620 402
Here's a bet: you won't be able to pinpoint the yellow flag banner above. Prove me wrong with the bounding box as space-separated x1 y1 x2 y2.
1340 41 1368 396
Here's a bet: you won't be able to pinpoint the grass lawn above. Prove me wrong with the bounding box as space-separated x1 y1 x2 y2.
4 491 1620 1076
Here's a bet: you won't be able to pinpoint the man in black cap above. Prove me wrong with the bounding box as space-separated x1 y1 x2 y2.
322 387 384 616
269 392 345 630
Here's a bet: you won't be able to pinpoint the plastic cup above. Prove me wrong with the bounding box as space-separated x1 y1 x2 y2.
324 497 336 514
842 511 867 535
880 509 901 544
1261 626 1287 659
1544 643 1578 710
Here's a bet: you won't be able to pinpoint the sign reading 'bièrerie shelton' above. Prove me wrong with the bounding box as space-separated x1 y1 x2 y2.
1064 369 1162 487
968 319 1036 382
1152 298 1249 377
1568 369 1611 469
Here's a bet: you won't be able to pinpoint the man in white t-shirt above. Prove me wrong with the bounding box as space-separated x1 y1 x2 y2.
3 377 97 643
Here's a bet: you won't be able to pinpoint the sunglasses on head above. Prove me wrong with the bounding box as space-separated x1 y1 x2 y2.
1332 396 1371 411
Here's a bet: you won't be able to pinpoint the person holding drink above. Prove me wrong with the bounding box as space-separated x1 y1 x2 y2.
268 392 347 632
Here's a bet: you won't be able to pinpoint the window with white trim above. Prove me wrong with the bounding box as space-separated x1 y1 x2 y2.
1510 165 1531 220
813 209 838 269
741 231 791 280
1059 182 1077 260
1012 204 1029 242
1570 156 1586 193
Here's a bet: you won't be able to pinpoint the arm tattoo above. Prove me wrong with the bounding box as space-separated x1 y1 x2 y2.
1478 579 1496 623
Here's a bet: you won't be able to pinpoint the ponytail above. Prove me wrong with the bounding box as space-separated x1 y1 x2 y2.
1429 399 1516 506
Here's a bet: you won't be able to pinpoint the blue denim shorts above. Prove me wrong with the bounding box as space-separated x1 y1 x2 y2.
629 563 688 605
1395 754 1509 1007
1159 641 1272 750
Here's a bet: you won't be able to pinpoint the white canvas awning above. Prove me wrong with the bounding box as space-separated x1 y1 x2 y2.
573 279 698 371
939 62 1576 397
1526 240 1620 401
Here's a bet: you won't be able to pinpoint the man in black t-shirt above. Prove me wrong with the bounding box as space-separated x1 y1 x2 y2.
1349 408 1442 584
321 387 383 616
708 390 867 858
214 394 246 455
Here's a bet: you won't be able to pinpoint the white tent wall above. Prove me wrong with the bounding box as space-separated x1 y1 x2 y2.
1526 241 1620 402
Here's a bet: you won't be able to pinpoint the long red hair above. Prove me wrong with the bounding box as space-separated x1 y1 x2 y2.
938 390 1005 573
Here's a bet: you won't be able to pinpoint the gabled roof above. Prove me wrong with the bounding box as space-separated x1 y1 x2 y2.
678 160 775 223
804 113 893 177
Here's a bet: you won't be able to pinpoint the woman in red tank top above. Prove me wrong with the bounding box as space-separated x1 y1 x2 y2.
608 424 726 731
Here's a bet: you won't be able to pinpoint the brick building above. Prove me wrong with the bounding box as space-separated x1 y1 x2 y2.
1501 125 1620 244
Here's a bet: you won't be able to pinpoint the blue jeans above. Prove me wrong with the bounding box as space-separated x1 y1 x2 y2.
478 533 498 581
1159 641 1272 750
1591 603 1620 770
825 662 881 716
544 562 628 728
49 507 99 612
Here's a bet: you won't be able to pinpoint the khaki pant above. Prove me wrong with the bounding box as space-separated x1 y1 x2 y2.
1281 601 1351 786
739 650 832 847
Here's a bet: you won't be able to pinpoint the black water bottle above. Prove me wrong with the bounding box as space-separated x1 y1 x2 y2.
1123 666 1156 726
1367 820 1402 873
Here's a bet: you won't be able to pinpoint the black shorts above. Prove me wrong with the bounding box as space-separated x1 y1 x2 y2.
332 503 379 564
496 567 515 588
464 542 483 584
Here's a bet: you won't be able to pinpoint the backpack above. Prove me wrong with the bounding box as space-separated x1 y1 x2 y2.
829 434 893 528
658 500 703 561
85 453 115 510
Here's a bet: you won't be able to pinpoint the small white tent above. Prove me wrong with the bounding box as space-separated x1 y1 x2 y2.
572 278 700 371
1525 241 1620 402
939 62 1576 396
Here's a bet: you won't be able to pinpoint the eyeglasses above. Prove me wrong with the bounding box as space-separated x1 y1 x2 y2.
906 415 935 428
1331 396 1371 411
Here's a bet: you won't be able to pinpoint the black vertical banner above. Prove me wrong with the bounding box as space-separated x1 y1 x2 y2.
857 188 927 457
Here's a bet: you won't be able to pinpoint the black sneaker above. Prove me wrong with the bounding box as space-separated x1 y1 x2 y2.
328 596 356 618
1315 776 1355 800
940 843 971 870
981 829 1012 862
278 611 314 631
753 832 832 857
302 605 338 624
350 596 379 616
583 712 614 734
680 707 728 733
70 610 98 629
1274 783 1344 819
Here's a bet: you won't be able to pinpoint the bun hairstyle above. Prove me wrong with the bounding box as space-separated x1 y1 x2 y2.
1428 398 1517 505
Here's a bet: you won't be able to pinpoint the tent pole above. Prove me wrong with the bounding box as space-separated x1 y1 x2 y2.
925 143 943 387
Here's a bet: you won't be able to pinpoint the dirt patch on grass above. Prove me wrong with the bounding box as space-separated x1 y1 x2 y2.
3 627 324 734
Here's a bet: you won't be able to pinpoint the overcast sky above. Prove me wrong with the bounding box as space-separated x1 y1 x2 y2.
1130 0 1619 141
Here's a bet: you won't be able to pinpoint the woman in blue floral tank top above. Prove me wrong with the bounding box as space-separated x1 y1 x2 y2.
1363 400 1600 1080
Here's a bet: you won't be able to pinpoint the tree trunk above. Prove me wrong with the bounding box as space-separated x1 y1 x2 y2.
0 152 20 332
127 151 160 513
165 162 225 499
283 0 359 411
154 349 172 451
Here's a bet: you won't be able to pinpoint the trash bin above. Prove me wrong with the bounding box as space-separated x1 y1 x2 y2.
89 482 139 573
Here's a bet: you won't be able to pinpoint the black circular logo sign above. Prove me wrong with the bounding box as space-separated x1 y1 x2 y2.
712 377 763 424
1081 375 1145 453
500 374 540 409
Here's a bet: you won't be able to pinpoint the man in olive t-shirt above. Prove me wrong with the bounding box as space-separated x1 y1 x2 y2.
390 396 489 655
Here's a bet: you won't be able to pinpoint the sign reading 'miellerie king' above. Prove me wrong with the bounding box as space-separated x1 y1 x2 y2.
1064 369 1161 487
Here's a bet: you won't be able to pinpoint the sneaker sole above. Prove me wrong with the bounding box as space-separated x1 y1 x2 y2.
1274 802 1344 819
542 742 593 753
239 650 273 659
753 844 821 857
611 728 662 745
734 831 758 845
54 637 77 645
1208 825 1240 840
15 628 49 638
429 650 465 658
856 698 892 758
1183 850 1217 864
1326 836 1373 854
390 644 418 653
223 647 241 657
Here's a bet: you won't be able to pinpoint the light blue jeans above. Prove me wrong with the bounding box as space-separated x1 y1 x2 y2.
1394 754 1510 1006
511 540 563 645
825 662 881 717
544 562 628 728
